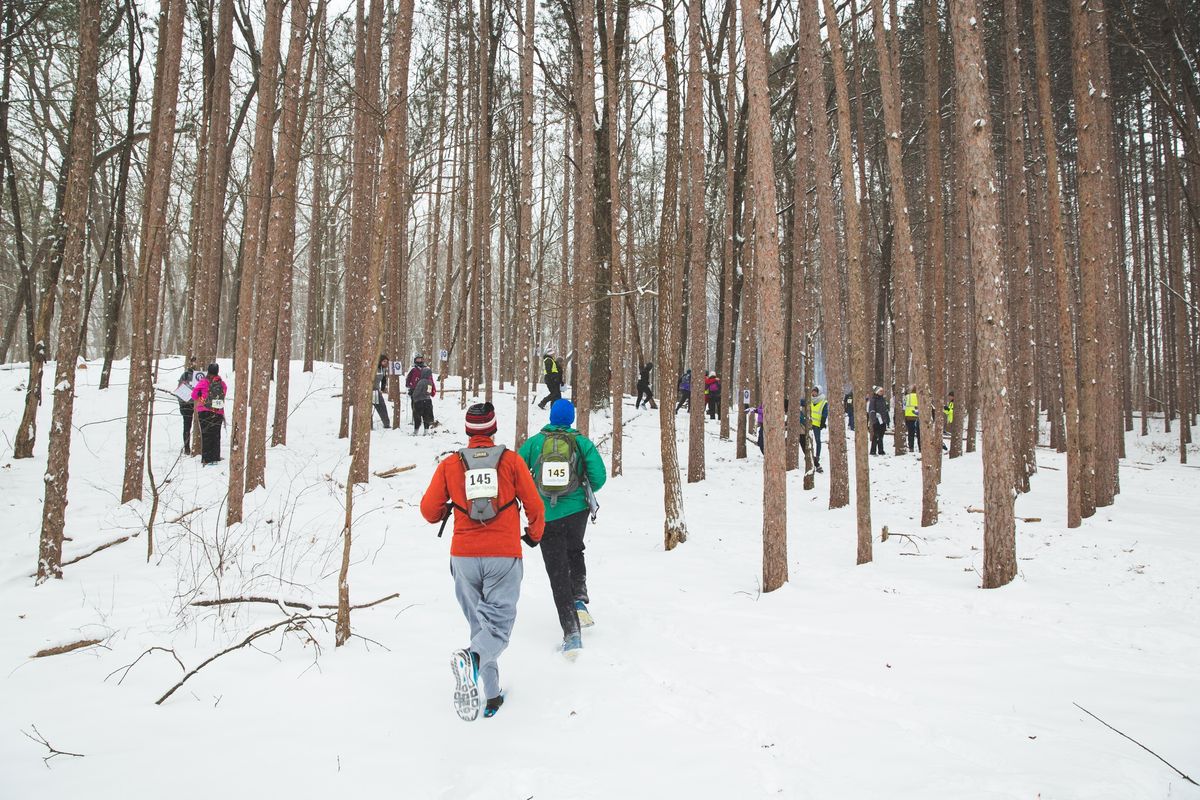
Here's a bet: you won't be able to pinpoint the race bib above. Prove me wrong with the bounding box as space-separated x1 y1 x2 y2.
209 399 225 410
541 462 570 488
464 468 498 500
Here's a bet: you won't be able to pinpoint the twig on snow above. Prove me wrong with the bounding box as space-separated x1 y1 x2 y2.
22 725 85 767
373 464 416 478
105 646 186 685
967 506 1041 523
1073 702 1198 786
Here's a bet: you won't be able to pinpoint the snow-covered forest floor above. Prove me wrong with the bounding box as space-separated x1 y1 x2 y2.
1 359 1198 799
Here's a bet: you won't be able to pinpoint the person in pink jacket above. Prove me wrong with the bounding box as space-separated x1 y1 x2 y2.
191 363 227 465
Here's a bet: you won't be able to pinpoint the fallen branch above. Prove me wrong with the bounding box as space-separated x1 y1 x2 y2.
167 506 203 524
1073 702 1198 786
191 596 314 611
317 592 401 611
373 464 416 478
29 534 138 576
31 638 105 658
966 506 1041 523
22 725 85 767
157 613 330 705
105 646 186 685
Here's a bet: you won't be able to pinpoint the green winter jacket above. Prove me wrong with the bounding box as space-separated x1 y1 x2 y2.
517 425 608 522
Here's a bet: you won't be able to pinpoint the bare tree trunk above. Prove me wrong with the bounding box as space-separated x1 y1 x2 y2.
36 0 102 583
922 0 945 483
740 0 787 590
606 0 626 474
514 0 535 446
684 0 707 482
1031 0 1081 527
871 0 937 526
225 0 285 523
246 0 310 486
574 0 597 432
303 11 328 373
821 0 871 563
719 0 737 443
119 0 186 501
798 0 849 508
950 0 1016 588
658 1 687 550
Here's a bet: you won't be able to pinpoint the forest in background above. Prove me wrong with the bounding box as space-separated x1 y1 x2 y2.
1 0 1197 607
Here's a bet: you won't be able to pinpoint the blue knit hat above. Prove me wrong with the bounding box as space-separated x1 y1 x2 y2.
549 399 576 427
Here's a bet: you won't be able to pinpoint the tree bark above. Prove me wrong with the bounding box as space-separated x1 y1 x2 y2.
950 0 1016 588
36 0 101 583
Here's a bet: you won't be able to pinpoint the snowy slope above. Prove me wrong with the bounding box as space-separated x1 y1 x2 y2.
1 359 1197 799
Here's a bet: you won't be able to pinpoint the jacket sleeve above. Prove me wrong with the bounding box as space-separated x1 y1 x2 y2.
191 380 207 404
419 461 452 523
517 434 537 467
580 437 608 493
510 453 545 539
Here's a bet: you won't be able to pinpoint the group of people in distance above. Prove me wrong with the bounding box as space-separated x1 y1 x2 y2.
673 369 722 419
174 358 227 466
420 396 606 721
374 353 439 434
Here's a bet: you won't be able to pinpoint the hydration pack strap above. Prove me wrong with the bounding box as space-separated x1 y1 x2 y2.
439 498 518 536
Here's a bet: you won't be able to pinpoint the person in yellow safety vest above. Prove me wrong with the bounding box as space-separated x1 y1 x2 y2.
941 391 955 452
809 386 829 473
537 349 563 409
903 386 921 452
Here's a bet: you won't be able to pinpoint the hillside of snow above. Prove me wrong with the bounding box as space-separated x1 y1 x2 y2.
1 359 1198 799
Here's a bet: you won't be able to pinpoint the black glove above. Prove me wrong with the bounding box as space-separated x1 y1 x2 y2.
522 530 539 548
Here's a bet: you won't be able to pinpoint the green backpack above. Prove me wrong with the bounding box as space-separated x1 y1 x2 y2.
533 430 581 506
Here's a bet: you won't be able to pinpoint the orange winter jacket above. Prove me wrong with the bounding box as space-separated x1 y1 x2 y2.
420 435 546 558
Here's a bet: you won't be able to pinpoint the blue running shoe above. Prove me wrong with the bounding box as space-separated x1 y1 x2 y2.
483 694 504 718
450 648 481 721
561 633 582 660
574 600 594 628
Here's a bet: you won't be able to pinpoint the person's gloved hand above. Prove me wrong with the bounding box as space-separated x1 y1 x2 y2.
521 527 539 548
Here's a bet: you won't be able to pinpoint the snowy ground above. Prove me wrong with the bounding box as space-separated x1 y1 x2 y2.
1 358 1198 799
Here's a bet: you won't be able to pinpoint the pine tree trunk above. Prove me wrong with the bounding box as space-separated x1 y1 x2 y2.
821 0 872 563
684 0 707 482
741 0 787 590
515 0 535 447
950 0 1016 588
1031 0 1081 527
36 0 101 583
119 0 186 500
658 2 687 550
798 0 849 508
606 0 625 475
574 0 597 433
225 0 285 522
871 0 938 526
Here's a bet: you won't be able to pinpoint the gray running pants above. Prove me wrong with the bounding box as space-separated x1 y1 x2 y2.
450 556 523 699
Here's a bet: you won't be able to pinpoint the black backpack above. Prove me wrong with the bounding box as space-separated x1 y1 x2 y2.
207 377 226 410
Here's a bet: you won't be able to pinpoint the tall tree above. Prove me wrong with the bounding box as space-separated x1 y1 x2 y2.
742 0 787 590
950 0 1016 588
685 0 708 483
36 0 102 583
870 0 938 525
820 0 872 563
658 0 687 551
120 0 187 502
1031 0 1080 526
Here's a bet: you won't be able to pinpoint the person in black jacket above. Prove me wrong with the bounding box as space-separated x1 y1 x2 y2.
868 386 890 456
374 354 392 429
537 349 563 409
844 391 855 432
635 363 654 408
176 358 200 454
